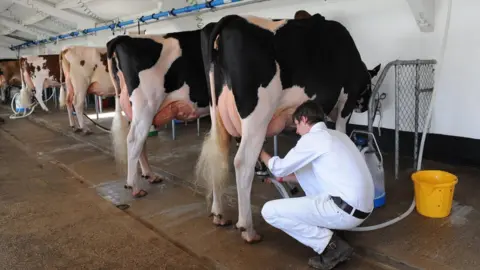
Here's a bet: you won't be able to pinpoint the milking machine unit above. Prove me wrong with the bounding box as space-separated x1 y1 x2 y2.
350 130 386 208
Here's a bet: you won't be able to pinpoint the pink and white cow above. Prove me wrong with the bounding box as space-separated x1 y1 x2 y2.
58 46 116 135
0 59 21 103
19 54 62 111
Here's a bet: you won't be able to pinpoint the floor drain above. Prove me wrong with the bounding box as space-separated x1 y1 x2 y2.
116 204 130 210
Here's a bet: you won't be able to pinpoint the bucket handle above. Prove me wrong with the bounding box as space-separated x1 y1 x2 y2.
349 129 383 166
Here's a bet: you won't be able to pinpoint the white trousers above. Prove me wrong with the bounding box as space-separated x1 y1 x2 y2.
261 193 366 254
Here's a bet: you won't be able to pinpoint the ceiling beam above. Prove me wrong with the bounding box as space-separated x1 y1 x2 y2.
3 34 32 42
55 0 97 10
11 0 99 28
0 16 56 37
1 13 49 36
405 0 435 32
0 40 13 48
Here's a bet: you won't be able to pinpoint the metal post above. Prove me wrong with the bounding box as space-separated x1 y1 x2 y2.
272 134 296 193
171 119 176 140
197 118 200 136
367 94 374 151
94 95 99 120
43 88 47 107
98 96 103 113
53 87 58 109
273 135 278 156
414 64 420 169
394 65 399 181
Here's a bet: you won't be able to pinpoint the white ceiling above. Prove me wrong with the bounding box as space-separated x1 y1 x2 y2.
0 0 186 50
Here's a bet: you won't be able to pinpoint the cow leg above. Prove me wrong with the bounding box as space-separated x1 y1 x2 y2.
234 67 282 244
70 79 92 135
139 141 165 184
73 102 92 135
33 80 49 112
125 96 158 198
234 131 267 243
64 78 79 131
335 88 349 134
335 112 351 134
66 103 78 131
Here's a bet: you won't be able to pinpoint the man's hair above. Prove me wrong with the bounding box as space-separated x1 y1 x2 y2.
292 100 325 125
294 10 312 20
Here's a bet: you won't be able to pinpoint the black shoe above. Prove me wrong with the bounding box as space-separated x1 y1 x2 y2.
255 170 269 176
308 234 354 270
255 160 269 176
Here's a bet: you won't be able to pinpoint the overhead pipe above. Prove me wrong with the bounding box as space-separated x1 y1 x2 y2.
9 0 265 51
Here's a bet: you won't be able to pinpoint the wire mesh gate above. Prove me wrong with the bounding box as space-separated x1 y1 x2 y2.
368 59 437 180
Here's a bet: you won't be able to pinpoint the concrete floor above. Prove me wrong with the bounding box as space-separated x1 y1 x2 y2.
0 123 209 269
1 102 479 270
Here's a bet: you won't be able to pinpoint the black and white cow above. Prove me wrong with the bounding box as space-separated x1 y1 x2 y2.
106 28 213 198
195 12 380 243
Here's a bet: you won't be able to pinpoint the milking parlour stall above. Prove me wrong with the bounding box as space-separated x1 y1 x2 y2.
0 0 478 269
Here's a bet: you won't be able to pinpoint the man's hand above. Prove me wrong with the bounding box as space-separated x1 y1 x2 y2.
259 149 272 165
263 177 284 184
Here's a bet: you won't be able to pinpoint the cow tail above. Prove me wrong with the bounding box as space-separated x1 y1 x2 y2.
18 58 30 109
194 98 232 207
107 42 129 172
195 16 238 206
58 50 67 109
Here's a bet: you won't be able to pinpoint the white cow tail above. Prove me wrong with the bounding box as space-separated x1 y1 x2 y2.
195 107 231 205
58 84 66 109
18 58 30 109
196 17 238 207
58 49 68 109
109 56 129 172
195 72 231 208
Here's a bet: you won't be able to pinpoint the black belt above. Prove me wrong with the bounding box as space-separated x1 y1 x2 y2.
331 196 370 220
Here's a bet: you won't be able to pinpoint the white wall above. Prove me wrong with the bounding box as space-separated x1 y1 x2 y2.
0 47 16 58
14 0 480 140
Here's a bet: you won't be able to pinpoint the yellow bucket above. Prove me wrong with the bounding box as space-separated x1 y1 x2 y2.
411 170 458 218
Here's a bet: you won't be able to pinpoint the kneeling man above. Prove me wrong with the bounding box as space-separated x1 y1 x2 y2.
259 101 374 270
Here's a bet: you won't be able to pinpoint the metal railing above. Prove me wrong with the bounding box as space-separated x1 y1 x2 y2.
368 59 437 180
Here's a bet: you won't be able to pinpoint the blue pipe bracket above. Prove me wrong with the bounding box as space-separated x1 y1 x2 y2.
10 0 245 51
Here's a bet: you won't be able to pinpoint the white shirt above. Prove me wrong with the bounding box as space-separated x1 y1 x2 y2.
267 122 374 213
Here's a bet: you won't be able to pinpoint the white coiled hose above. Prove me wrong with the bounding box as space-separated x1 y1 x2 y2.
9 89 56 119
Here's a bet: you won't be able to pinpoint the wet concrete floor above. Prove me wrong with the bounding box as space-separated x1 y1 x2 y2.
2 103 480 269
0 124 209 269
0 108 388 269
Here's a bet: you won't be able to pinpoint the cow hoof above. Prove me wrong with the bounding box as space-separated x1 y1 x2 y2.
212 216 232 227
124 185 132 189
73 128 82 133
142 174 164 184
82 130 92 136
210 213 232 227
242 232 263 244
132 189 148 198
